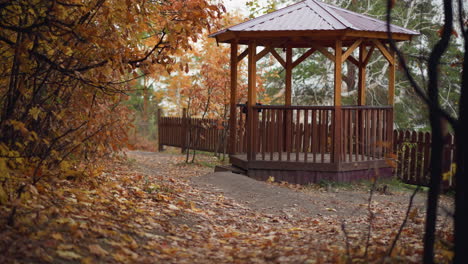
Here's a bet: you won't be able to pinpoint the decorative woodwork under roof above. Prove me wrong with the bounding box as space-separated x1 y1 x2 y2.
210 0 419 47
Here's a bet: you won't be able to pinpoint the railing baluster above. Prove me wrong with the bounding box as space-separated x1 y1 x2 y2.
296 109 301 161
304 109 309 163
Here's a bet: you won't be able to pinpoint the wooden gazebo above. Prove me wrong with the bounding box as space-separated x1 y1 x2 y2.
210 0 418 183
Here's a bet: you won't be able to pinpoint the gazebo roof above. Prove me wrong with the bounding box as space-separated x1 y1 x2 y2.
210 0 419 46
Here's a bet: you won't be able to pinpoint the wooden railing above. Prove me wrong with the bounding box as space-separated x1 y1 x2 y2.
340 106 393 162
235 105 393 163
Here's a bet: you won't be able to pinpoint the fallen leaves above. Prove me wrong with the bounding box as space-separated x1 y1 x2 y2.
0 151 455 264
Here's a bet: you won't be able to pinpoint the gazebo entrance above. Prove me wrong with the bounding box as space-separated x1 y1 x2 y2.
210 0 418 184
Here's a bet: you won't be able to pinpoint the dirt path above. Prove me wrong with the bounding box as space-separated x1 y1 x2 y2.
192 171 432 219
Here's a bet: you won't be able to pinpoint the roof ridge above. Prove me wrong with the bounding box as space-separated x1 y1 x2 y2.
305 0 356 30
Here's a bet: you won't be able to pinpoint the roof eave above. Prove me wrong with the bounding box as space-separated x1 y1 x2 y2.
210 29 417 45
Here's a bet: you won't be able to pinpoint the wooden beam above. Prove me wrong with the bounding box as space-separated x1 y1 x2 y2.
247 41 257 161
341 39 362 63
285 47 293 105
346 55 359 67
310 42 334 61
363 45 375 65
237 48 248 63
270 48 286 68
388 49 396 105
229 40 238 154
255 46 272 62
292 48 315 68
372 39 394 65
358 44 367 106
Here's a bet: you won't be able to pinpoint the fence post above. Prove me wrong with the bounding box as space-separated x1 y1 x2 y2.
181 108 188 153
157 108 163 152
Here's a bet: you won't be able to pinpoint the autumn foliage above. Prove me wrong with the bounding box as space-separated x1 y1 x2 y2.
0 0 223 224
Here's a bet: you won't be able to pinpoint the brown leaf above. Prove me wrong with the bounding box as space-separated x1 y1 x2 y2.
89 244 108 256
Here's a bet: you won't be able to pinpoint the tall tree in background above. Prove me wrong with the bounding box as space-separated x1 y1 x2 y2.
386 0 467 262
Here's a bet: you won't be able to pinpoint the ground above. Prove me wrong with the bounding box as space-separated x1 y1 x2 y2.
0 151 454 263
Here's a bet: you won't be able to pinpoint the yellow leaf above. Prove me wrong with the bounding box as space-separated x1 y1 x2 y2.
266 176 275 183
29 107 41 120
56 250 82 260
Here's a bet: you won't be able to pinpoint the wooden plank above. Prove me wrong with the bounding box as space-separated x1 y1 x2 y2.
286 109 292 161
403 130 412 183
341 39 362 63
157 109 163 151
261 110 267 160
363 45 375 65
410 131 418 182
416 131 425 184
322 110 328 162
372 39 395 65
296 110 301 161
278 109 283 161
365 109 370 161
229 42 239 154
310 42 335 61
270 48 286 68
256 46 272 62
343 109 348 161
237 48 248 62
269 109 274 160
423 132 431 185
372 109 377 159
354 109 359 161
349 109 353 161
312 110 317 162
304 110 309 162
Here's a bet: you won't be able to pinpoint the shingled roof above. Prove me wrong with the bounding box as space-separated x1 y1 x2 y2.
210 0 419 46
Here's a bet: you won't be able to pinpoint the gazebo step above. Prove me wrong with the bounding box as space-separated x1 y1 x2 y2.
214 165 246 175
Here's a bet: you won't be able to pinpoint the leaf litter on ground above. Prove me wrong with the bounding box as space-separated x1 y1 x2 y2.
0 151 454 263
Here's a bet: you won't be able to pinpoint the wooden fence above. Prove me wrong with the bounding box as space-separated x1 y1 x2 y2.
158 109 228 154
393 130 456 189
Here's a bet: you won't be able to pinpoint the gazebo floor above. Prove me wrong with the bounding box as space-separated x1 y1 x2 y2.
229 153 393 185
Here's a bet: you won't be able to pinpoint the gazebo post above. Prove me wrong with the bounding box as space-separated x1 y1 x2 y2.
246 41 257 161
228 40 238 155
358 43 367 106
333 40 342 164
